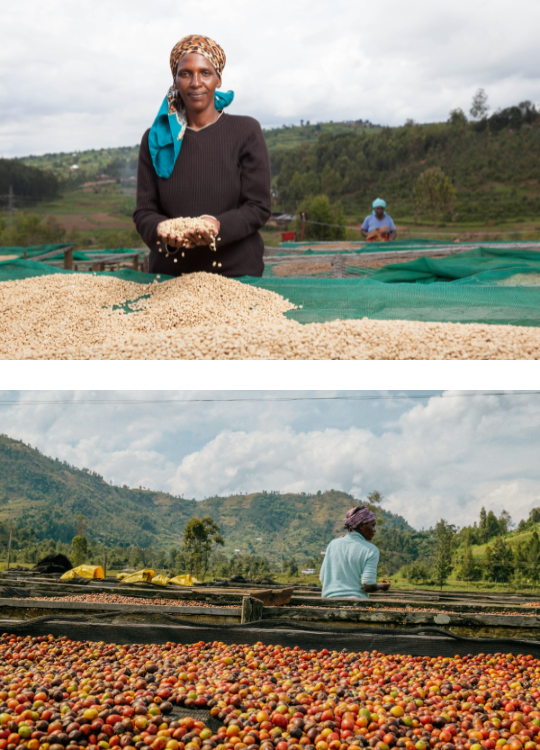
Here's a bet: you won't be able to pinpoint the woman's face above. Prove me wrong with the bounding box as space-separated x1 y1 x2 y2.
175 52 221 112
374 206 385 220
357 520 376 541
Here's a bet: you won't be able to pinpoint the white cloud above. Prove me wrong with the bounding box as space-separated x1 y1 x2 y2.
168 393 540 528
2 0 540 155
1 391 539 530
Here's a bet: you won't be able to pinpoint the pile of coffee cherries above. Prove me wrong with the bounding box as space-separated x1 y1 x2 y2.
0 633 539 750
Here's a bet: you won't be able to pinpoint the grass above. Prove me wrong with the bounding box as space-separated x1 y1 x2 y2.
0 182 143 249
451 524 540 559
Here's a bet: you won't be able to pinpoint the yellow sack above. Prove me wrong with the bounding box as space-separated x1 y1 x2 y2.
60 565 104 580
151 574 170 586
122 569 155 584
169 574 200 586
116 572 129 580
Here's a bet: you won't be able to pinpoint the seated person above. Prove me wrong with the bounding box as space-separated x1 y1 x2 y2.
319 506 391 599
361 198 397 241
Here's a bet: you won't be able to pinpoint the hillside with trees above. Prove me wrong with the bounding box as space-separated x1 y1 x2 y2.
396 506 540 590
5 99 540 248
0 158 60 203
273 101 540 226
3 434 540 590
15 121 377 185
0 435 409 567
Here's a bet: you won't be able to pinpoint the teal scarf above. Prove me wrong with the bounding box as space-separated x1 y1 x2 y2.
148 86 234 179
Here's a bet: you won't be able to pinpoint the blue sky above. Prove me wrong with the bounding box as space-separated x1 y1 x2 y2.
1 390 539 530
2 0 540 156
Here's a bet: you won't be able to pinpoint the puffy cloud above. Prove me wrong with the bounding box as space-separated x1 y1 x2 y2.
1 391 539 530
2 0 540 155
169 392 540 528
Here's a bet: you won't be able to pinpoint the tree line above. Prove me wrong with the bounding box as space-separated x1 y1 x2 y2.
0 159 60 204
400 506 540 588
272 94 540 230
4 500 540 591
0 515 277 583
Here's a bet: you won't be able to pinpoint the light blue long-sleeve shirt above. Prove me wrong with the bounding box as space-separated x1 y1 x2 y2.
361 215 396 233
319 531 380 599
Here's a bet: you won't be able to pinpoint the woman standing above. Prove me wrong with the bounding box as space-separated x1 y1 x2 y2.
360 198 397 242
134 35 271 278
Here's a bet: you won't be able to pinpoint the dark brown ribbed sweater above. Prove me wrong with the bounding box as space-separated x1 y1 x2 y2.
133 113 271 278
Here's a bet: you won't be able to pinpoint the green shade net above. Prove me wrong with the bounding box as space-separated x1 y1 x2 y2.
0 245 146 262
2 249 540 328
241 277 540 326
0 258 168 284
368 247 540 284
0 244 74 260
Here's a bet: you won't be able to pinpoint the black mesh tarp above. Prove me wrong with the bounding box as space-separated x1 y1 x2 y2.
3 616 540 658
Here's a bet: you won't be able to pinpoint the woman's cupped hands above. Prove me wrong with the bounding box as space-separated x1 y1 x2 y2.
157 216 220 249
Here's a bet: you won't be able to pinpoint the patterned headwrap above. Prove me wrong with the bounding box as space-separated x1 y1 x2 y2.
148 35 234 179
343 506 376 531
170 35 227 81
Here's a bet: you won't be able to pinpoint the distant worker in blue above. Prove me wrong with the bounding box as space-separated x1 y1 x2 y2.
360 198 397 242
319 506 391 599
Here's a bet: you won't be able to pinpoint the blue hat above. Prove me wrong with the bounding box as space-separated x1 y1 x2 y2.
372 197 386 215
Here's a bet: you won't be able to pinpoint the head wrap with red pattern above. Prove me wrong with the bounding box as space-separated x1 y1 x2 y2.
343 506 376 531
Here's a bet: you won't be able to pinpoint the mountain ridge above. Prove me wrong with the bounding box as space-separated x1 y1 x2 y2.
0 434 411 558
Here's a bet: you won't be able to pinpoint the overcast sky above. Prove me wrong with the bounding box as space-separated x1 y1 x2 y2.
1 390 539 531
1 0 540 156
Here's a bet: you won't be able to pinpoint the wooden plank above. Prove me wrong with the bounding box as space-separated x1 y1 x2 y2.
81 253 143 264
63 247 73 271
263 605 540 630
0 579 249 605
30 245 75 263
288 595 540 614
0 597 237 618
241 596 264 623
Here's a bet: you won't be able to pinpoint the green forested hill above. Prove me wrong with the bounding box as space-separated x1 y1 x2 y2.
0 159 60 202
273 108 540 225
0 435 410 559
20 146 139 187
195 490 409 560
0 435 198 548
16 122 375 187
12 106 540 235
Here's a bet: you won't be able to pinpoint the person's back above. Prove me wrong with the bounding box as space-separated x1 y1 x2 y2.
319 531 379 599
